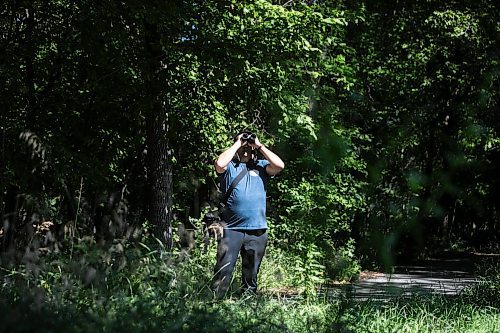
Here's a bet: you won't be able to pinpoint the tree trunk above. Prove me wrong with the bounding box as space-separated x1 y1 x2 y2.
1 185 21 252
146 109 173 248
144 19 173 249
24 4 37 130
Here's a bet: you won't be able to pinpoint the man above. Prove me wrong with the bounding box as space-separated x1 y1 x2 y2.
212 131 285 298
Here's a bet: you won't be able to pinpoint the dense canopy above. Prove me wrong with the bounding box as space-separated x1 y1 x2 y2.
1 0 498 280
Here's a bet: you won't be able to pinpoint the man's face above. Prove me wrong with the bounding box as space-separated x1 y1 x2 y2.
237 145 253 162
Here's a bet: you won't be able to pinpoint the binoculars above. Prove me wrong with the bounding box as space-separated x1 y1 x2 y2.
240 132 256 144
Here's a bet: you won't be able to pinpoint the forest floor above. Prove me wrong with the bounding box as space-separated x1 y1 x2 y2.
318 252 500 303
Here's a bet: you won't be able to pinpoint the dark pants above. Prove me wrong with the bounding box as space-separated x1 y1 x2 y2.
211 228 268 298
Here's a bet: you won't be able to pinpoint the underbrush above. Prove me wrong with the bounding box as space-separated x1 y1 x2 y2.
0 238 332 333
0 238 499 333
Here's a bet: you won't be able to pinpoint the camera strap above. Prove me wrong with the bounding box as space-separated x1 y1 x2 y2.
219 167 248 208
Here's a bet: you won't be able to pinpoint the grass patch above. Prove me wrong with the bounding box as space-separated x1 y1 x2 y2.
1 239 499 333
347 297 499 333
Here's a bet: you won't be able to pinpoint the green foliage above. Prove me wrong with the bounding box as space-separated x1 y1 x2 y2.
1 0 499 301
348 0 500 258
271 117 368 280
1 242 499 333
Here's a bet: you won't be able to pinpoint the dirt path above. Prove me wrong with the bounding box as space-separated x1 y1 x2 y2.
320 253 498 302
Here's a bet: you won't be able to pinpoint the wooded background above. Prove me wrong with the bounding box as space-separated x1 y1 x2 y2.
1 0 498 279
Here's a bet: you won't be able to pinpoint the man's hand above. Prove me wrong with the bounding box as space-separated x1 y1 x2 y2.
249 136 262 150
237 133 248 146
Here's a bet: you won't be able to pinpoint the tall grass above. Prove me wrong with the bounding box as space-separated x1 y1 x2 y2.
1 237 499 333
348 297 499 333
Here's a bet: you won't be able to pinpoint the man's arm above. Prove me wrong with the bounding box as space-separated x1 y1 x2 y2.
215 138 243 174
259 145 285 176
252 138 285 176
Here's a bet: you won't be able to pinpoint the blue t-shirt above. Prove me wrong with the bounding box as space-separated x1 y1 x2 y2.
219 159 270 230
